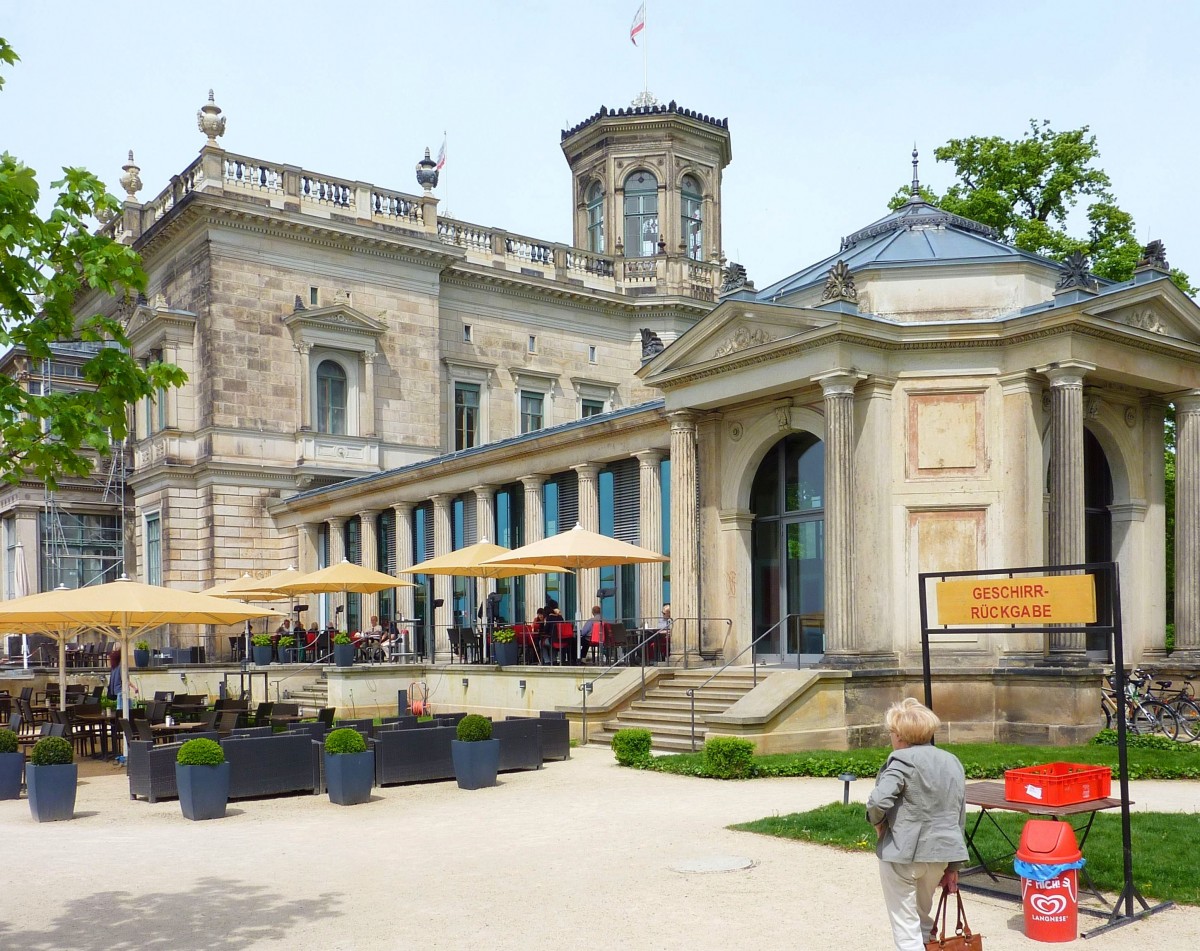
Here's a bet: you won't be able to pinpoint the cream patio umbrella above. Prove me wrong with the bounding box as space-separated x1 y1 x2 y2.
203 569 299 660
272 560 414 644
0 576 281 720
1 586 85 712
400 539 571 662
481 523 670 660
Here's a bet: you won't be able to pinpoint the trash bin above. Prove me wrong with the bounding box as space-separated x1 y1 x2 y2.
1015 819 1085 942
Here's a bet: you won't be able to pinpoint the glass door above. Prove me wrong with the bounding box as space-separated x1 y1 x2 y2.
785 518 825 663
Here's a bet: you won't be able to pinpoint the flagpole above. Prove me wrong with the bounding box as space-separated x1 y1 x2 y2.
642 0 648 100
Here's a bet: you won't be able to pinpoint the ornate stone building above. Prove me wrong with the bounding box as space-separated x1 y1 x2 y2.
12 91 1200 734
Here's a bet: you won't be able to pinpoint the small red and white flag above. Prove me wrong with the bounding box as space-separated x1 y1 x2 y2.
630 3 645 46
435 135 446 172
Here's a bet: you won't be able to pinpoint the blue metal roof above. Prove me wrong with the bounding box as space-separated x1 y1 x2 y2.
757 197 1060 303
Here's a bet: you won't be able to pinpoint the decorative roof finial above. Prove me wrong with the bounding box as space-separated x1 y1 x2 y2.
1136 239 1170 273
197 89 227 145
119 150 142 200
911 144 921 198
821 260 859 304
1055 251 1099 294
416 147 439 192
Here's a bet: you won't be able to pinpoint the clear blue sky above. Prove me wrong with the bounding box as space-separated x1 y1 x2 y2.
4 1 1197 289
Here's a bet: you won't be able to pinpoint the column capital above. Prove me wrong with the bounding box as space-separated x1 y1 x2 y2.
326 515 348 529
997 369 1043 395
634 449 667 468
717 508 755 530
571 462 601 481
812 369 866 398
519 474 546 490
470 483 498 496
667 409 698 433
355 508 380 521
1038 361 1095 388
1175 390 1200 415
391 500 415 517
429 493 453 508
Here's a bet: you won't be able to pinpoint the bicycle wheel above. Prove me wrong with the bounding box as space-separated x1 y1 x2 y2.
1127 700 1157 735
1144 699 1180 741
1170 697 1200 742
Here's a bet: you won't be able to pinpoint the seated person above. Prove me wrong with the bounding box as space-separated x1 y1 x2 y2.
579 605 603 664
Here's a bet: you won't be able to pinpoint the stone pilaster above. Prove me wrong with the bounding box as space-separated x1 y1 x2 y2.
815 372 858 656
431 494 453 662
1174 393 1200 655
326 516 346 625
296 343 312 430
298 523 320 575
635 450 666 626
573 463 601 619
1043 363 1093 655
358 510 379 624
668 411 698 658
392 502 416 621
521 476 546 619
362 352 377 437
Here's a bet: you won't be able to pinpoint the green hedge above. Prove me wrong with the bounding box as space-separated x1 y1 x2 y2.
611 728 652 767
703 737 756 779
325 727 368 755
177 738 224 766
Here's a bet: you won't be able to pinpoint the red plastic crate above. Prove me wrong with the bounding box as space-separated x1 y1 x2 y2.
1003 762 1112 806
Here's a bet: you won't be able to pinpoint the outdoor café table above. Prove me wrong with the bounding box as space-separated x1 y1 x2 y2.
960 780 1127 913
72 708 119 759
167 703 208 721
149 721 205 742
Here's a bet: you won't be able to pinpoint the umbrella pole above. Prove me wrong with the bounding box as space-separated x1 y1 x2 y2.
59 637 67 711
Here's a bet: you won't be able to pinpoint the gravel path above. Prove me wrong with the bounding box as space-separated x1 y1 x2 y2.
2 747 1198 950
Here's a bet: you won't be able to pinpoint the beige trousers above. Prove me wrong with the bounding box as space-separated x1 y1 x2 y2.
878 859 946 951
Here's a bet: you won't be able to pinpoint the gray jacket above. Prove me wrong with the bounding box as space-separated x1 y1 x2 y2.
866 744 968 867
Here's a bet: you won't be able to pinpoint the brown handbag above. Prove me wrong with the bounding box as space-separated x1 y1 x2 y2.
925 890 983 951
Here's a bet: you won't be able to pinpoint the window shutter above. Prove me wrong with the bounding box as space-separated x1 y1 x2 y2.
609 459 640 543
463 497 477 547
556 474 579 533
378 510 395 573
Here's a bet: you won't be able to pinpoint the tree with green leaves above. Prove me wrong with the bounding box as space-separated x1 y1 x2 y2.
0 38 185 489
893 119 1193 293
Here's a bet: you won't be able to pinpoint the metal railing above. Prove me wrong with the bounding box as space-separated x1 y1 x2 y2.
578 628 668 746
670 616 734 668
268 650 333 702
686 614 799 751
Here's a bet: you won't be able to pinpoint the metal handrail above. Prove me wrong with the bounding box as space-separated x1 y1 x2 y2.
685 613 800 751
578 628 668 745
671 616 734 668
269 650 334 702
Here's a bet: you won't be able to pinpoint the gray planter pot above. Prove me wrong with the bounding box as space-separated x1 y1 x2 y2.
493 642 519 666
333 643 356 668
325 749 374 805
0 750 24 800
133 648 151 669
27 763 77 822
252 645 273 666
451 738 500 790
176 762 230 820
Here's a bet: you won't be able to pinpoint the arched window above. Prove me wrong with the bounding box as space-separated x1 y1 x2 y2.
681 175 703 261
586 182 605 253
316 359 348 434
623 170 658 258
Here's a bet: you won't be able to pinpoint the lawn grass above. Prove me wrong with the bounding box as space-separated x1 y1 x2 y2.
732 802 1200 907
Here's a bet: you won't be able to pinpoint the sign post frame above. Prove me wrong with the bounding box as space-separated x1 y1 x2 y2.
918 561 1173 938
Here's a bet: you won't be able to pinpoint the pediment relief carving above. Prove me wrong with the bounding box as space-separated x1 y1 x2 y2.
713 325 773 358
1126 307 1167 335
283 304 385 353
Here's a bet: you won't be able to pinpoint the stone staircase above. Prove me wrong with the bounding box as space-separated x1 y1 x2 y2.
585 668 769 752
283 672 328 714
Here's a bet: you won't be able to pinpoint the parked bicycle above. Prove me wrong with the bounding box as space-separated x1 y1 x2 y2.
1136 669 1200 742
1101 671 1180 739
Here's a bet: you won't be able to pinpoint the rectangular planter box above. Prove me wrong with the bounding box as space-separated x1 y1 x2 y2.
177 762 231 820
27 763 77 822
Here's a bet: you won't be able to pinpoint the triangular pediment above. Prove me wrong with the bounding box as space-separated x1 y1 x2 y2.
641 299 839 377
1083 279 1200 345
282 303 386 353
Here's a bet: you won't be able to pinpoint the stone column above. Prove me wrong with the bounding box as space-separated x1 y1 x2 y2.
668 411 699 659
635 450 666 626
573 463 601 620
326 516 346 624
296 343 312 430
431 494 453 662
298 523 320 575
815 372 858 656
1174 393 1200 655
1044 363 1092 655
358 510 379 625
361 352 377 437
473 484 497 611
392 502 416 621
521 476 546 619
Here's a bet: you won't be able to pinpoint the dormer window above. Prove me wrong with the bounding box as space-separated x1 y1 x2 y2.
623 171 658 258
586 182 605 253
681 174 703 261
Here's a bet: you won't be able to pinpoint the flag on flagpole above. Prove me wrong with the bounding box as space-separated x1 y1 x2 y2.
435 134 446 172
630 3 645 46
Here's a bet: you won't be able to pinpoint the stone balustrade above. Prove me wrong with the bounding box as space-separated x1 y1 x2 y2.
113 146 721 302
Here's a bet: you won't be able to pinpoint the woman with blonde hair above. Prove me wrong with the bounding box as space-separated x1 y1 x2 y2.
866 697 968 951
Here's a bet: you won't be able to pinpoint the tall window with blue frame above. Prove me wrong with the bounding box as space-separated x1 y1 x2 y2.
494 485 525 623
376 510 395 623
661 457 671 610
413 505 431 654
623 170 659 257
344 517 361 633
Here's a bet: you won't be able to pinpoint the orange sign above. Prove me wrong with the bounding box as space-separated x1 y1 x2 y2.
935 575 1096 625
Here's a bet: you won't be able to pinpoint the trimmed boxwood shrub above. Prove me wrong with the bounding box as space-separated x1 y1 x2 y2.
0 728 18 755
703 737 756 779
612 728 652 767
325 727 368 755
456 714 492 743
30 735 73 766
177 738 225 766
